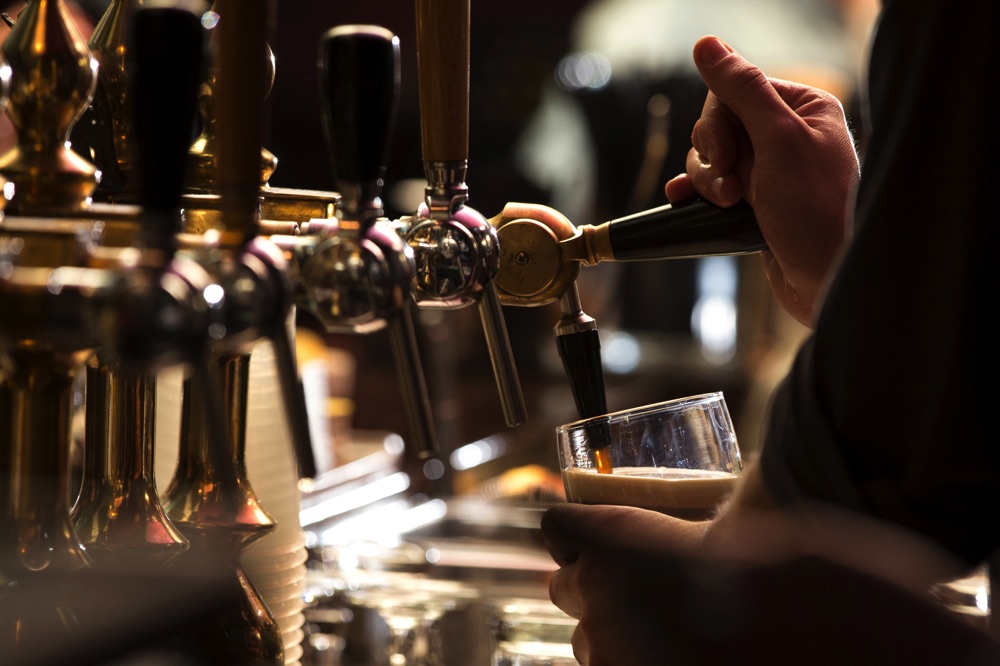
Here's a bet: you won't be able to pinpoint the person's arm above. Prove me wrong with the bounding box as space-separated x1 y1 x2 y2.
757 0 1000 566
542 496 991 666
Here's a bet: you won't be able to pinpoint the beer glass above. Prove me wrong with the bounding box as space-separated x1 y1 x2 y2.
556 392 742 519
490 597 578 666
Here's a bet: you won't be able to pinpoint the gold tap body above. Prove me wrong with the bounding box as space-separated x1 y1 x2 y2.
0 0 99 214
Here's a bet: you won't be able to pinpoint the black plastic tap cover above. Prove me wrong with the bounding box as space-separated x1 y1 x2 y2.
319 25 400 189
608 198 766 261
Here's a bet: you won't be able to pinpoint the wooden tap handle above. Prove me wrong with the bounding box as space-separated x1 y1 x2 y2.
214 0 270 240
415 0 469 164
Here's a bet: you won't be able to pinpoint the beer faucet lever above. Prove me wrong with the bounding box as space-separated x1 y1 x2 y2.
406 0 527 428
491 198 765 308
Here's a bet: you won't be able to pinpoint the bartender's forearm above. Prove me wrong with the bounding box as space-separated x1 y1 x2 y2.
703 457 965 593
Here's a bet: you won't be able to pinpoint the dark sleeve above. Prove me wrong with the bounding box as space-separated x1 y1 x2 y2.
758 1 1000 565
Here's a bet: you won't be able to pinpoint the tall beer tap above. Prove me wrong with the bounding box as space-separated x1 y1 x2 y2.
290 25 437 457
403 0 527 428
0 0 107 649
273 26 437 456
72 1 214 569
153 1 320 660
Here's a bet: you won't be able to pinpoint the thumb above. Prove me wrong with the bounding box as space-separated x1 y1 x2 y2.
693 36 790 142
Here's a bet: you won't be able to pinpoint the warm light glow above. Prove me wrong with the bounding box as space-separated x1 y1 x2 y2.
300 472 411 529
451 436 507 471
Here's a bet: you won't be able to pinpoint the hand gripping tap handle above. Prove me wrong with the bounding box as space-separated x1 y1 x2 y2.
415 0 527 427
320 25 438 456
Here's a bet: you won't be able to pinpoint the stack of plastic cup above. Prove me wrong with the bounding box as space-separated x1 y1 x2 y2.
242 339 309 666
155 337 309 665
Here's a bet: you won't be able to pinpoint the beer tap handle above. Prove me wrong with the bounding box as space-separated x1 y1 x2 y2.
130 1 206 255
320 25 438 455
414 0 468 166
414 0 527 427
598 198 765 262
123 2 232 474
210 0 317 479
479 285 527 427
320 25 399 225
492 199 766 307
214 0 269 242
388 307 437 457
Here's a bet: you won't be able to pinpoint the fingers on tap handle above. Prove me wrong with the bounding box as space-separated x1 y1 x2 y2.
128 2 206 253
608 198 766 261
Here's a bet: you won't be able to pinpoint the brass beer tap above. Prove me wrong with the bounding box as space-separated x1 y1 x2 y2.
71 1 212 571
0 0 100 215
488 198 764 434
0 1 105 649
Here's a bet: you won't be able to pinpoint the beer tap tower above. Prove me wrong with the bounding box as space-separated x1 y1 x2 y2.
0 1 235 659
71 0 210 570
0 0 108 646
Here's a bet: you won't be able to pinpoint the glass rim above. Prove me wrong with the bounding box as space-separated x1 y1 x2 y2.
555 391 725 434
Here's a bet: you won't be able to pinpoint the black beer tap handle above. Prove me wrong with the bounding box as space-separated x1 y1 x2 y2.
318 25 438 456
129 1 206 254
319 25 400 226
607 198 765 262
